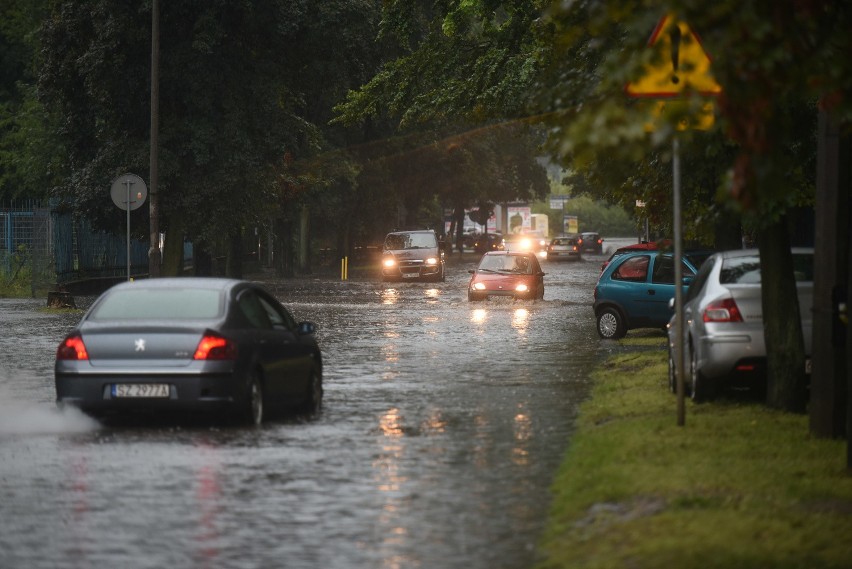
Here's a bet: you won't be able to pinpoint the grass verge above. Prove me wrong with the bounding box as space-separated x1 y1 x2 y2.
538 338 852 569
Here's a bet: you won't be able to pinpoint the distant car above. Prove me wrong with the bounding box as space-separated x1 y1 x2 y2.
502 232 548 259
666 248 814 401
546 236 582 261
578 232 604 254
54 278 323 425
473 233 504 254
381 229 446 282
593 250 702 339
468 251 545 301
600 241 666 272
600 241 713 273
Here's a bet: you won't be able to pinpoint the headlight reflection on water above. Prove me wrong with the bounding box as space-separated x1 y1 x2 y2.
511 308 529 333
471 308 488 324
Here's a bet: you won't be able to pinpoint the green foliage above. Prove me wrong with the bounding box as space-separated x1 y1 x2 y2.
532 188 636 236
539 348 852 569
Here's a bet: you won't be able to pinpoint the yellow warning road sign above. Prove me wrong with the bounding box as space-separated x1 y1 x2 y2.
626 14 722 98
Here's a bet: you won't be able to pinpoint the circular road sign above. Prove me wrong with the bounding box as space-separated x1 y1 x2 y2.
110 173 148 211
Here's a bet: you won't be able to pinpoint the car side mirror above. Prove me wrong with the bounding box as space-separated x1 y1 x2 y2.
299 321 317 335
682 276 694 285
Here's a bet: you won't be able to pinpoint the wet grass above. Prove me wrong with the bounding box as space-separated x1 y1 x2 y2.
538 347 852 569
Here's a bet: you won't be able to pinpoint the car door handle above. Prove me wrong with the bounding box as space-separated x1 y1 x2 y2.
648 289 656 295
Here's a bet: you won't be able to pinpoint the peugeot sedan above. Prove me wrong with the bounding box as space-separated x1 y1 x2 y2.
666 248 814 401
55 278 323 425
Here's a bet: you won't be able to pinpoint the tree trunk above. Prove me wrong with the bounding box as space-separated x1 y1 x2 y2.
759 216 808 413
194 242 213 276
160 218 185 277
226 228 243 279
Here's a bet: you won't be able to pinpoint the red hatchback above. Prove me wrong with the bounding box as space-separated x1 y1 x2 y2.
467 251 545 301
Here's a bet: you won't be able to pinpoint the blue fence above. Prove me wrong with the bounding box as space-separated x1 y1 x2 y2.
2 201 193 287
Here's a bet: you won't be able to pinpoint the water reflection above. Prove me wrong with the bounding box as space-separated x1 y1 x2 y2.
511 308 530 333
193 441 221 569
374 409 414 569
381 289 399 305
512 406 533 467
470 309 487 324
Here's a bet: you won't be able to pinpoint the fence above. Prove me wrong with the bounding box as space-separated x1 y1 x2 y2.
2 201 156 293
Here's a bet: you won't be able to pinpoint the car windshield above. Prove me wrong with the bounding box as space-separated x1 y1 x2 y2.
89 288 224 321
384 232 436 250
478 255 532 274
552 238 574 246
719 253 814 284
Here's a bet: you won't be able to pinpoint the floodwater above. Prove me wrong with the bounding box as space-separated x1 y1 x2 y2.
0 245 629 569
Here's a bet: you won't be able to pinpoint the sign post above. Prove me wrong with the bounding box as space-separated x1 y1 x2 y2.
626 13 721 427
110 173 148 280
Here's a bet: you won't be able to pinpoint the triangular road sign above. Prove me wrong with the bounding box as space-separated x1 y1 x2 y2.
626 14 722 98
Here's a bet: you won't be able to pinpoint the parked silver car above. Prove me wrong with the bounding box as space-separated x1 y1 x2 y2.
666 248 814 401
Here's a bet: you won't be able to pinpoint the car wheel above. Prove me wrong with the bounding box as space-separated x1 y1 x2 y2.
242 371 264 426
690 346 713 402
300 367 323 414
597 307 626 339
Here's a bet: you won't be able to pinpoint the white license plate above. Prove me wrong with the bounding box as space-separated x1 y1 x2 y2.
112 384 170 398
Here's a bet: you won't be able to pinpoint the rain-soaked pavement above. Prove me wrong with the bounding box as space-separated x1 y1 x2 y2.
0 244 632 569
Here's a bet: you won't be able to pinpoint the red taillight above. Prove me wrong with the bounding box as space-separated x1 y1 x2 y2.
703 298 743 323
193 334 237 360
57 335 89 360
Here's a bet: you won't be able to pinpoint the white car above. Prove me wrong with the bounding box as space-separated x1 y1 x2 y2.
666 248 814 401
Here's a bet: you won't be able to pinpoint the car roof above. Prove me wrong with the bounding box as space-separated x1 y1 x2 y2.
106 277 245 292
482 250 535 256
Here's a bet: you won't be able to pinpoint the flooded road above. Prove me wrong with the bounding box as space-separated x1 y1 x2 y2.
0 248 622 569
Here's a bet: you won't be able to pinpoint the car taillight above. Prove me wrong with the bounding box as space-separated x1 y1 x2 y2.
193 334 238 360
703 298 743 323
57 334 89 360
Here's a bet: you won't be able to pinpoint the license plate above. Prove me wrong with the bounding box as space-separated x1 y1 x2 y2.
112 384 170 398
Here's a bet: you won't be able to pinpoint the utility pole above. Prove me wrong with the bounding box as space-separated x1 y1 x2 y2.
148 0 161 277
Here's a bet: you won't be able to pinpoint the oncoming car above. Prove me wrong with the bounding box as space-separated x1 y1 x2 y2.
54 278 323 425
468 251 545 301
381 229 446 282
502 232 548 259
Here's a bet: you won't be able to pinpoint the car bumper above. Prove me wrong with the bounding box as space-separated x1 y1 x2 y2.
382 264 442 280
55 363 245 417
547 251 580 260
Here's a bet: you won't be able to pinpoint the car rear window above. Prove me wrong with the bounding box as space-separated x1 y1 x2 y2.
89 288 224 321
719 253 814 284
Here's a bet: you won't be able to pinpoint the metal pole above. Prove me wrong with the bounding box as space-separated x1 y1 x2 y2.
149 0 161 277
125 179 132 280
673 136 686 426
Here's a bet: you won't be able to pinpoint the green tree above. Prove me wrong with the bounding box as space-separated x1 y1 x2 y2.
0 0 62 202
542 0 851 413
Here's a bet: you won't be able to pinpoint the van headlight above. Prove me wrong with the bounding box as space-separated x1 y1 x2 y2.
515 284 529 292
383 257 396 268
425 257 437 265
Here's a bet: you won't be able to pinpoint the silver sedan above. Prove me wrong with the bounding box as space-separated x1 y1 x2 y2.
666 248 813 401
